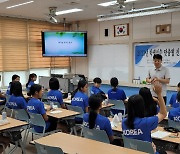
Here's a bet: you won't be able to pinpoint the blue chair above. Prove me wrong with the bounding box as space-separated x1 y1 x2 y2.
168 119 180 131
108 99 126 116
122 135 154 154
35 141 64 154
82 126 110 144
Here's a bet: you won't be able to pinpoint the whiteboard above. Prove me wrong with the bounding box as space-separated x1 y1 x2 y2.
88 44 129 82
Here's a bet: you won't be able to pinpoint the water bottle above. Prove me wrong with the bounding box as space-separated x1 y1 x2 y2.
50 102 54 110
118 112 122 122
2 112 7 120
68 93 71 100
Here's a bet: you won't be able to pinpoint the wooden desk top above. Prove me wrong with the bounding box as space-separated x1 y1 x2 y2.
0 115 27 132
46 107 80 119
63 98 115 109
35 132 145 154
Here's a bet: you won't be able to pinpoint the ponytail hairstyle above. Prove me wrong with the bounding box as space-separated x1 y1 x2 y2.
110 77 118 91
88 94 103 129
126 95 145 129
10 81 23 97
71 79 87 99
29 84 42 96
177 91 180 102
26 73 37 88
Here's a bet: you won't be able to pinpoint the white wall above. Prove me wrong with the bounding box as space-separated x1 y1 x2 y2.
71 12 180 85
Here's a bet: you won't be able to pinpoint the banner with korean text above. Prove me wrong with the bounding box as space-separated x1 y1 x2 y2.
134 42 180 86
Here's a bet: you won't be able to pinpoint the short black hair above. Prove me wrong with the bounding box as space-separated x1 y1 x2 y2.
177 82 180 87
12 74 20 81
10 81 23 96
29 84 42 96
153 54 162 60
110 77 118 88
49 77 60 90
93 77 102 84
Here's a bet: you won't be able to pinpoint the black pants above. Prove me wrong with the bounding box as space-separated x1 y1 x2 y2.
45 117 58 132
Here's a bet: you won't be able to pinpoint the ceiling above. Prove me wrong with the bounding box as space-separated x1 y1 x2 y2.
0 0 180 23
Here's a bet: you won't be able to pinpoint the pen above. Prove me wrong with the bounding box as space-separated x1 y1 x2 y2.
169 135 179 138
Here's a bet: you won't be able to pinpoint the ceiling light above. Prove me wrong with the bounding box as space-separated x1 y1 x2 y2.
55 8 83 15
6 1 34 9
0 0 9 4
97 7 180 21
98 0 137 7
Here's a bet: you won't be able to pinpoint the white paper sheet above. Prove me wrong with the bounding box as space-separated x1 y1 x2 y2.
50 110 62 114
151 131 171 139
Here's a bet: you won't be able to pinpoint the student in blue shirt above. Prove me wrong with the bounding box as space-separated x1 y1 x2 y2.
108 77 127 101
27 84 57 133
26 73 37 93
90 77 107 99
139 87 159 117
83 94 114 143
169 82 180 108
7 81 27 109
71 80 89 113
168 91 180 122
47 77 65 109
122 82 167 153
6 74 20 95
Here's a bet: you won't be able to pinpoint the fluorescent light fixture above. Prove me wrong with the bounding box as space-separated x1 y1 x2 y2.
0 0 9 4
98 0 137 7
55 8 83 15
6 1 34 9
97 7 180 21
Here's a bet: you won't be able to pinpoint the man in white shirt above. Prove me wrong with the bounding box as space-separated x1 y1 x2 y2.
146 54 170 104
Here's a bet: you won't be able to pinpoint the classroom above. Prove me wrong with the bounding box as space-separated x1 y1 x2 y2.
0 0 179 154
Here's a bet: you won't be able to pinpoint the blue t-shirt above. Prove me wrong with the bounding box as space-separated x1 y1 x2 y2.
108 88 127 100
71 91 88 113
7 95 27 109
6 84 11 95
83 113 113 137
90 86 103 95
168 107 180 122
27 98 50 133
47 90 63 106
26 81 34 92
122 116 158 142
169 93 179 108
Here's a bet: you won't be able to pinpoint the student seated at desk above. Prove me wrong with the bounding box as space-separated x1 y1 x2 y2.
47 77 66 109
139 87 159 117
168 91 180 122
90 77 107 100
26 73 37 93
122 82 167 153
169 82 180 108
108 77 127 101
6 81 27 109
71 80 89 113
6 74 20 96
83 94 114 143
27 84 57 133
0 90 6 105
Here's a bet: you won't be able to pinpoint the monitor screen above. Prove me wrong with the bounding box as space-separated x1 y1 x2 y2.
42 31 87 57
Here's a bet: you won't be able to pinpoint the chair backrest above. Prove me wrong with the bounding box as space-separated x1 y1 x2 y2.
166 106 172 112
82 126 110 144
66 104 84 119
108 99 125 114
42 91 48 100
168 119 180 131
14 109 30 122
35 142 64 154
28 112 46 128
122 135 154 154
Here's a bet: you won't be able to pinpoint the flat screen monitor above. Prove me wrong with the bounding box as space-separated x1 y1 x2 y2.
42 31 87 57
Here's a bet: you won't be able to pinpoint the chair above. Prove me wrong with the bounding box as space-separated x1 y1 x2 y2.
166 106 172 112
108 99 126 116
35 142 64 154
82 126 110 144
66 105 84 135
168 119 180 131
46 101 61 108
42 91 48 101
13 109 30 143
122 135 154 154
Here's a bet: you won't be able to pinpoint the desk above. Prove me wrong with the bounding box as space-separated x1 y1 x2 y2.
0 115 28 132
46 108 80 119
35 132 145 154
63 98 115 109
